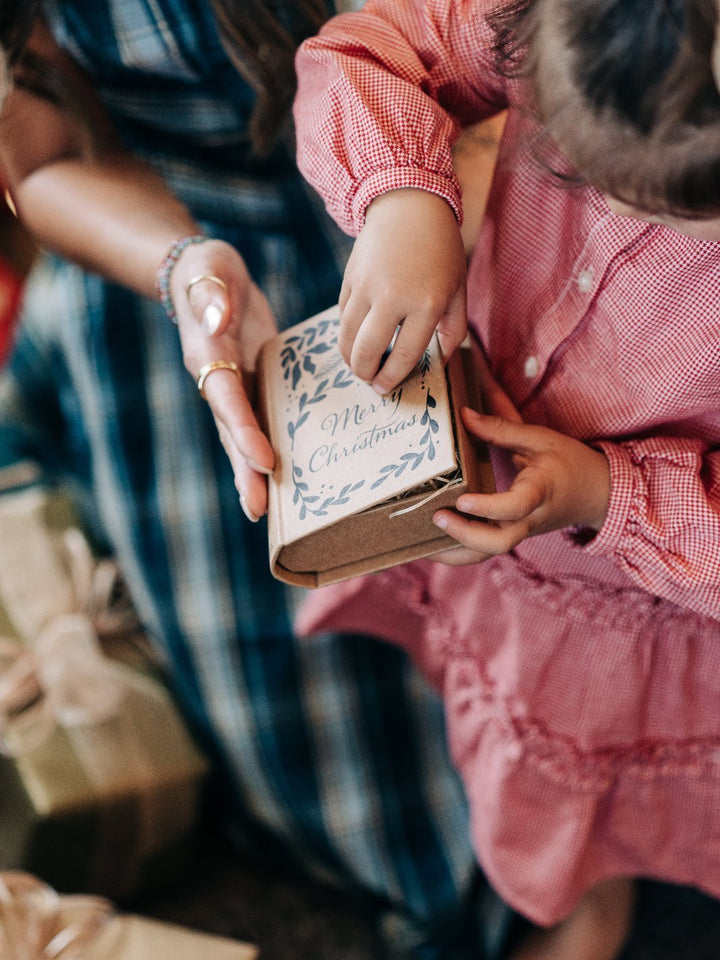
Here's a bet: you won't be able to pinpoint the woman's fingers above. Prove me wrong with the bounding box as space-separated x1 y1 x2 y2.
170 237 248 338
200 364 274 518
185 274 230 335
175 250 277 519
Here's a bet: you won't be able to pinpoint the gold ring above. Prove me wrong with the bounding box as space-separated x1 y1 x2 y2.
196 360 242 399
185 274 228 298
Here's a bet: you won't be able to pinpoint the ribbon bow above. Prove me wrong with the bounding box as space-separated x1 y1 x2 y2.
0 526 143 756
0 872 114 960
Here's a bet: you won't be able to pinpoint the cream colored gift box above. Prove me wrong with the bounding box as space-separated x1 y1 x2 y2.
257 307 494 587
0 872 258 960
88 915 258 959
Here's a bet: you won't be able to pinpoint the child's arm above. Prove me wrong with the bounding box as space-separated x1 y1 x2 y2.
295 0 508 390
339 189 467 392
432 409 611 558
433 403 720 624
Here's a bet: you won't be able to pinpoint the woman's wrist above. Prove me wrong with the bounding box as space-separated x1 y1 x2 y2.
155 234 207 322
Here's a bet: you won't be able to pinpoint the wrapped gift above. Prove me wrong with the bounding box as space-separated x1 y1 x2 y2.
0 871 258 959
0 488 209 899
257 306 494 587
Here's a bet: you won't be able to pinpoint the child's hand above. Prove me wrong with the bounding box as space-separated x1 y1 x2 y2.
339 189 468 394
431 408 611 565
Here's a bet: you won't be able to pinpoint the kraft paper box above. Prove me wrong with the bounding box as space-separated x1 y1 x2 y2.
0 872 258 960
0 488 209 899
257 306 494 587
89 915 259 959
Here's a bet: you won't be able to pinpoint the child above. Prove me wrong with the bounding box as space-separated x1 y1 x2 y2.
293 0 720 957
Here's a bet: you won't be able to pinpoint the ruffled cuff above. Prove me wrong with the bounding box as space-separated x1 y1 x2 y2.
575 440 638 558
351 166 463 230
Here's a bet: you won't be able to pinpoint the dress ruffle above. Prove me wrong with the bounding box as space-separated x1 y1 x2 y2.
298 551 720 924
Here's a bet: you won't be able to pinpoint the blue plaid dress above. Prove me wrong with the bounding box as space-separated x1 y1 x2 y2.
0 1 485 955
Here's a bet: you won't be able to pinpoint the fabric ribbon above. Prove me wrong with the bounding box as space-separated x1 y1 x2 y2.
0 872 114 960
0 518 145 756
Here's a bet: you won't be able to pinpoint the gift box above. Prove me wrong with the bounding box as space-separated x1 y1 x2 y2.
0 488 209 900
257 306 495 587
0 871 258 959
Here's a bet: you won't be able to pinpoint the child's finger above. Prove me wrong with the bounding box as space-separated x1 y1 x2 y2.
370 310 437 393
471 347 523 422
428 544 491 566
435 285 468 363
461 406 544 454
432 508 530 556
349 305 404 383
337 290 371 367
456 480 543 524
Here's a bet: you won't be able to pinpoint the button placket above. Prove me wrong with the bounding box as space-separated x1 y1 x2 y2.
576 266 594 293
523 355 539 379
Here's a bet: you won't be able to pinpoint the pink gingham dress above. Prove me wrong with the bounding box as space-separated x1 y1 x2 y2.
294 0 720 925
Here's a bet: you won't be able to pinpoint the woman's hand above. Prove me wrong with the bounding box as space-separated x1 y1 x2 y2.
339 189 468 394
169 238 277 522
431 407 611 565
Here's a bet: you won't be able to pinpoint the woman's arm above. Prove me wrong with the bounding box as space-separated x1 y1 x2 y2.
0 20 195 298
0 18 276 518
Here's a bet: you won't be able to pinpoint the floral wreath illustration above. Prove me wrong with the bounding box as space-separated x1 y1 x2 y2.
280 317 439 521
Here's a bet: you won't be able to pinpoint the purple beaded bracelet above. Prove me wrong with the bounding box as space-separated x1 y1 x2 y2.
155 234 207 323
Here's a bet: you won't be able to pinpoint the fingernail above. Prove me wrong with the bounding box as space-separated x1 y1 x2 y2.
246 457 274 476
239 493 260 523
433 514 448 530
372 381 387 395
203 303 222 336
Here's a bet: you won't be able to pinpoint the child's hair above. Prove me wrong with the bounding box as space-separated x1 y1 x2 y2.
0 0 328 155
491 0 720 217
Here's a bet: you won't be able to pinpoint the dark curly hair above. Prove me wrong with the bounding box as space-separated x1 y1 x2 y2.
490 0 720 216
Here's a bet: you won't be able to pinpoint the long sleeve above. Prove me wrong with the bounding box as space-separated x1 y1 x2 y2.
294 0 509 235
583 435 720 622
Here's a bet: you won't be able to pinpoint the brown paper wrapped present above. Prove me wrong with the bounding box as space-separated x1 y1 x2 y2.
0 488 209 899
0 871 258 960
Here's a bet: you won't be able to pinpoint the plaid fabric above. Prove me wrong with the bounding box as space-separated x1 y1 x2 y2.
0 1 485 956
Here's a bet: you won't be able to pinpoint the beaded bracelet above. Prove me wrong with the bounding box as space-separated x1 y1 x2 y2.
155 234 207 323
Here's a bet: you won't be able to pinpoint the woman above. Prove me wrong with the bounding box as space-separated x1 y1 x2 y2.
0 2 483 955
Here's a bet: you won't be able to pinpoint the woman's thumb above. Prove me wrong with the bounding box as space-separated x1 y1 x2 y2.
185 274 230 336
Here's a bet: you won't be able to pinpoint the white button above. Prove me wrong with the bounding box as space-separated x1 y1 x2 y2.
577 267 594 293
524 355 539 378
